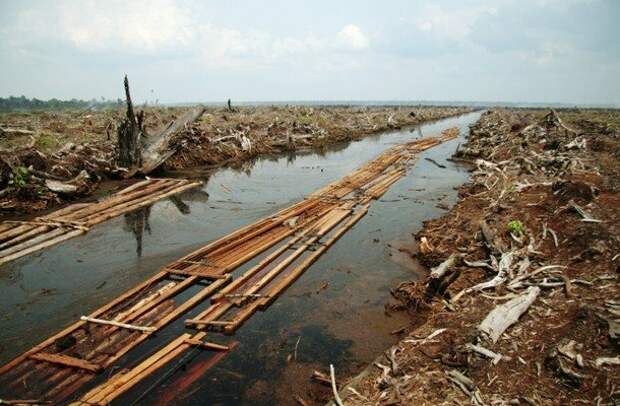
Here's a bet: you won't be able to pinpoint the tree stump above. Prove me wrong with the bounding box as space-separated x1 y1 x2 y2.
116 75 145 170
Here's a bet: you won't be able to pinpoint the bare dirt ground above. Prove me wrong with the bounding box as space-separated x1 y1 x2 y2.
337 109 620 405
0 105 469 215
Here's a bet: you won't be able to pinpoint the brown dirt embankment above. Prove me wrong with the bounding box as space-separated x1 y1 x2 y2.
0 105 470 215
339 109 619 405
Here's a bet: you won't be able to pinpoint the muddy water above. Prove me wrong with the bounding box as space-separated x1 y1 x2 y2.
0 111 481 404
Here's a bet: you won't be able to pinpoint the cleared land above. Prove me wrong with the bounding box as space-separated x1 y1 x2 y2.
0 105 469 214
337 109 619 405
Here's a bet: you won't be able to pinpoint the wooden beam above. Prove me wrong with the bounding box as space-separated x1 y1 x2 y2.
79 316 156 332
29 353 102 373
183 339 229 351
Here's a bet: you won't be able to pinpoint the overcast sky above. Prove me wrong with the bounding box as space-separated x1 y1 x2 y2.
0 0 618 105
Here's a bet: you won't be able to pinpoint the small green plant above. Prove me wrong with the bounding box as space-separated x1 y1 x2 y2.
9 166 30 188
34 134 57 151
507 220 525 236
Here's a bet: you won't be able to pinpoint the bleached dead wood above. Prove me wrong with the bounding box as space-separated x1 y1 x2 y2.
463 259 494 270
507 265 567 289
419 236 433 254
479 286 540 342
595 356 620 367
44 170 90 195
445 369 485 405
330 364 344 406
568 200 601 223
468 252 513 292
139 105 206 175
0 127 35 136
465 343 510 365
429 254 458 280
404 328 447 345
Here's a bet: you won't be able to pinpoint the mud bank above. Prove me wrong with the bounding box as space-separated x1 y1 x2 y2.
0 105 471 215
339 109 619 405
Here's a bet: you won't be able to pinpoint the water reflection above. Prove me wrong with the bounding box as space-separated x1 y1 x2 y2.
168 195 190 215
167 136 368 181
122 188 209 257
123 206 152 257
179 188 210 203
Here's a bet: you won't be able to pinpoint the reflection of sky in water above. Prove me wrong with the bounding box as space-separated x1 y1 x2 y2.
0 112 481 405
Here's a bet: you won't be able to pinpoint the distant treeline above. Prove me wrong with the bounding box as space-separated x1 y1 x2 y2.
0 96 125 112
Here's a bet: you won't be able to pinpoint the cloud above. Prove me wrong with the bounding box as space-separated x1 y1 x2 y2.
4 2 370 70
59 0 193 52
338 24 369 50
5 0 193 55
0 0 617 104
412 4 497 42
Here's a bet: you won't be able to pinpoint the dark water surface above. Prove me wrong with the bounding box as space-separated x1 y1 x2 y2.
0 111 481 404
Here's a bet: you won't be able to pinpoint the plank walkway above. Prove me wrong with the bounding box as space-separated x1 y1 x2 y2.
0 131 457 405
0 178 202 266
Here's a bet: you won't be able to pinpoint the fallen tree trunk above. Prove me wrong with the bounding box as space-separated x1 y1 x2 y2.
138 105 206 175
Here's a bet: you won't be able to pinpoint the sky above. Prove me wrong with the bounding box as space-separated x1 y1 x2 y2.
0 0 618 105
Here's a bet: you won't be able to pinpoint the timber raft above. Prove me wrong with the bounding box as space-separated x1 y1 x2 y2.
0 130 457 405
0 178 201 266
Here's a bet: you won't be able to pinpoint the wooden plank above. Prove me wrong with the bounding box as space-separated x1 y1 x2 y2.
29 353 102 373
184 339 229 351
0 270 168 375
100 276 230 368
75 334 192 405
80 316 156 332
259 205 369 310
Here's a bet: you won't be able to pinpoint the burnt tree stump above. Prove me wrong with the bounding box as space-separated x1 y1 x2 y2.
116 75 145 170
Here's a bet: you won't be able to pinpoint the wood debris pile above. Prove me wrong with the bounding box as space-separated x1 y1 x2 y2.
161 106 471 170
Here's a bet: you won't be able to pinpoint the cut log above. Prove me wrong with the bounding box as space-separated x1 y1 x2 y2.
184 338 229 351
479 286 540 342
